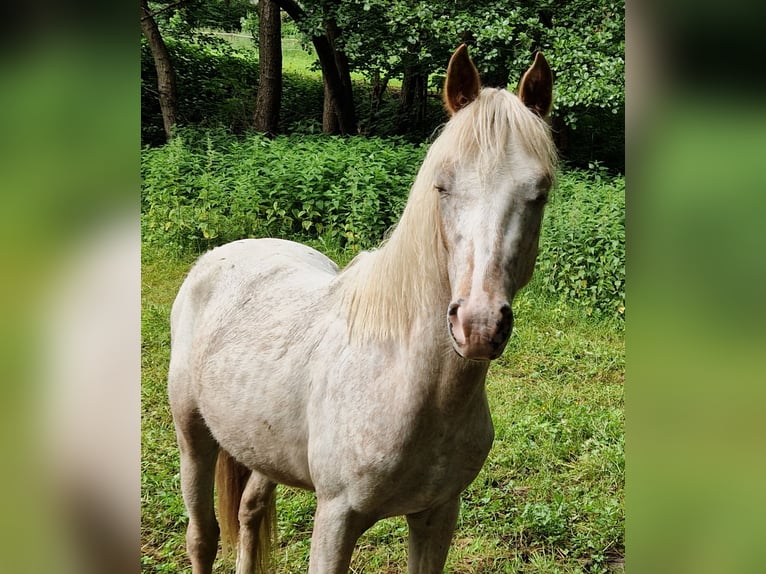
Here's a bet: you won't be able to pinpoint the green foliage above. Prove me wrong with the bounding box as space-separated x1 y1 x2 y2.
141 246 624 573
142 37 331 146
148 0 255 33
141 37 261 145
537 166 626 319
142 1 624 169
141 129 425 253
322 0 624 153
280 73 325 130
141 130 625 318
542 0 624 125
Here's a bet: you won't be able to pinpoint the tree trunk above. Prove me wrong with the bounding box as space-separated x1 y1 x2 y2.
368 69 390 130
322 18 356 134
271 0 356 135
397 58 427 134
311 32 356 134
253 0 282 135
322 77 340 133
140 0 177 142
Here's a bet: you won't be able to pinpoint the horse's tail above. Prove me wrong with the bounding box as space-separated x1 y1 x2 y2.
215 450 276 573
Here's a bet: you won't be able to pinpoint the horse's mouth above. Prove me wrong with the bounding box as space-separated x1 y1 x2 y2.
448 320 509 361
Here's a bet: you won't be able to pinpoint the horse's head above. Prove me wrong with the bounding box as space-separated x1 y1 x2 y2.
436 45 556 361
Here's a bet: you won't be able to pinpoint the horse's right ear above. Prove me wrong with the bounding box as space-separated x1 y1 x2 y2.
517 51 553 117
444 44 481 115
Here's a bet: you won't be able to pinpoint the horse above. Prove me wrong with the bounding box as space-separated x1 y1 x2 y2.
168 44 556 574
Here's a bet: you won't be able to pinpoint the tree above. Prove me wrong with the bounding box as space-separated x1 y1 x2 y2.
271 0 357 135
141 0 177 141
140 0 623 163
253 0 283 135
151 0 255 33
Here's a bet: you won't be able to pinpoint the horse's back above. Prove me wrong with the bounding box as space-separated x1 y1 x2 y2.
184 237 338 291
171 236 339 368
172 237 337 323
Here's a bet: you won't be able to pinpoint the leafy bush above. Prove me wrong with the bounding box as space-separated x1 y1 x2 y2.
537 166 625 319
142 33 622 170
141 129 425 252
280 73 325 131
141 37 261 145
141 130 624 318
141 35 445 146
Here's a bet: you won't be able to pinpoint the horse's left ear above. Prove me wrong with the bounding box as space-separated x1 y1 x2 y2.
517 51 553 117
444 44 481 115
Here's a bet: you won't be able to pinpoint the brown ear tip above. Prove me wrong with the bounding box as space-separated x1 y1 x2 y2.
518 50 554 117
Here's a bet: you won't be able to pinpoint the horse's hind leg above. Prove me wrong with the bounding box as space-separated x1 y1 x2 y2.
174 407 220 574
235 471 277 574
406 496 461 573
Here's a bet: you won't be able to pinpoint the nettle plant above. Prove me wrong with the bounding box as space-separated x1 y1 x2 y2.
536 166 625 319
141 129 425 252
141 130 624 318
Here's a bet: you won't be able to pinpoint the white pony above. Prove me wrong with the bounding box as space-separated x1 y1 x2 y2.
168 45 556 574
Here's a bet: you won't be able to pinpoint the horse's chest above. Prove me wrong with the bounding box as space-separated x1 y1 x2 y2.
308 340 495 514
394 412 494 505
313 395 494 516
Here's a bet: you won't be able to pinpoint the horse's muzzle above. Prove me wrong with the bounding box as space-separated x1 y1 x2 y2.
447 300 513 360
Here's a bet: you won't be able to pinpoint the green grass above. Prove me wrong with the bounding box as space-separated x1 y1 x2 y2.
209 30 393 84
141 242 624 573
208 32 320 76
280 37 322 77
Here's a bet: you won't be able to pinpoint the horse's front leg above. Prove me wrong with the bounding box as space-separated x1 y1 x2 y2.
406 496 461 574
308 497 370 574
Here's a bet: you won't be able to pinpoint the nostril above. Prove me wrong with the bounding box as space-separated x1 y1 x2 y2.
497 304 512 325
447 300 468 347
496 304 514 340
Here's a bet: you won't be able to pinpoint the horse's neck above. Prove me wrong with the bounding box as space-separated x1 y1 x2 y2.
335 167 491 398
339 192 449 343
335 222 490 412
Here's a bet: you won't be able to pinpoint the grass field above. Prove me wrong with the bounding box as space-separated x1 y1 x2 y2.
141 242 624 573
208 30 392 84
208 32 318 75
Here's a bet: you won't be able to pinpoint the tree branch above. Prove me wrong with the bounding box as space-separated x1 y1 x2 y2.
270 0 306 22
140 0 189 22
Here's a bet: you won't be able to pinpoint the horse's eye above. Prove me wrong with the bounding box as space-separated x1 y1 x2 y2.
434 165 455 195
529 191 548 207
533 176 551 205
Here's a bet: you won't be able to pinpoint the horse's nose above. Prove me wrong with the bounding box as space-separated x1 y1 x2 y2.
496 302 513 343
447 300 513 360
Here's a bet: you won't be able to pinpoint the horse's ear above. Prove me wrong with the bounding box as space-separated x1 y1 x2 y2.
444 44 481 115
517 51 553 117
